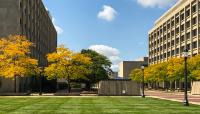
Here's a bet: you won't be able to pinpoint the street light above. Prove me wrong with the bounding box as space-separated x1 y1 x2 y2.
183 48 189 106
141 65 145 98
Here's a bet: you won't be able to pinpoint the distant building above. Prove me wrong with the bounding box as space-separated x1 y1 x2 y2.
108 71 118 79
0 0 57 93
118 57 148 79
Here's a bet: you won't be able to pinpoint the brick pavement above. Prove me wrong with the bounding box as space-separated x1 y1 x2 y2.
146 90 200 105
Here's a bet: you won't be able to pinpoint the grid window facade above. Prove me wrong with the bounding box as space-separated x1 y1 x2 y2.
149 0 200 65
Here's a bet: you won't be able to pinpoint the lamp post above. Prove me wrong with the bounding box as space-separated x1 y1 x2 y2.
141 65 145 98
183 48 189 106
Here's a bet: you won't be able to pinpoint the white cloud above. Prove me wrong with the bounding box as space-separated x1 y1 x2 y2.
89 45 122 72
137 0 178 8
52 18 64 34
97 5 117 21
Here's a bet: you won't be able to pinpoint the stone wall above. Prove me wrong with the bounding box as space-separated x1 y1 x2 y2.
98 80 140 96
191 81 200 95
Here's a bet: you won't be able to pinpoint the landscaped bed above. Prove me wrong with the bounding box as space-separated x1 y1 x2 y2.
0 96 199 114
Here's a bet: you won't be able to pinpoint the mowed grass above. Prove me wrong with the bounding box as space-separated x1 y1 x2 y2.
0 96 199 114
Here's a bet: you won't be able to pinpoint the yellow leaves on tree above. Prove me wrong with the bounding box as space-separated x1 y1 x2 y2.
0 35 39 78
44 45 92 93
167 58 184 81
188 55 200 80
129 69 142 82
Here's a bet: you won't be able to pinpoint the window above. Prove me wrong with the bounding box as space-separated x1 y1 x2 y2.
172 50 175 56
181 46 184 52
167 52 170 57
176 27 179 34
186 9 190 17
181 24 184 31
167 42 170 47
164 53 166 58
171 20 175 27
186 32 190 40
167 23 170 30
192 17 197 25
154 57 157 61
176 17 179 24
157 40 160 44
181 35 185 42
192 41 197 48
181 14 184 21
164 35 167 41
160 38 163 43
176 38 179 44
187 44 191 50
176 48 179 54
160 46 163 51
160 54 163 59
186 21 190 29
192 29 197 37
171 30 175 37
192 5 197 13
167 33 170 39
157 56 160 60
160 29 163 34
157 31 159 36
171 40 175 46
164 44 167 49
163 26 166 32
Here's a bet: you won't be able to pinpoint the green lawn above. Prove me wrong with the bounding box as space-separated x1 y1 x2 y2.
0 96 199 114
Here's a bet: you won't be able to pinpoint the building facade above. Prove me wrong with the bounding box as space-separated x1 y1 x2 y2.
0 0 57 92
119 57 148 79
149 0 200 65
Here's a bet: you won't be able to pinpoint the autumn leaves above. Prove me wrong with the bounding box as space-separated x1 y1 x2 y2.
130 56 200 84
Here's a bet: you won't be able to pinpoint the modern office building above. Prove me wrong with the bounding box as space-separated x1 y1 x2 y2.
118 57 148 79
149 0 200 65
0 0 57 92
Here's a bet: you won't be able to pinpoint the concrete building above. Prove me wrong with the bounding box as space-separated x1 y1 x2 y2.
0 0 57 92
118 57 148 79
149 0 200 65
108 71 118 79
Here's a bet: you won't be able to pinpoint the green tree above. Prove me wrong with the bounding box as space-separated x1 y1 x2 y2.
80 49 112 90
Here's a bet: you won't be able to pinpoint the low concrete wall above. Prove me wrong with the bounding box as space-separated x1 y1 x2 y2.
98 80 140 96
191 81 200 95
0 77 30 93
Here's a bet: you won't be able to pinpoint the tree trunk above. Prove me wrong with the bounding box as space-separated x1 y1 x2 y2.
67 75 71 93
14 75 17 93
85 82 91 91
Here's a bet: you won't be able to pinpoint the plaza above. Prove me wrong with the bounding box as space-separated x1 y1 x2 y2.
1 0 200 113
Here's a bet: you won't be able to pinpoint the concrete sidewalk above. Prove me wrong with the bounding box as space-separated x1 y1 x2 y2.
146 90 200 105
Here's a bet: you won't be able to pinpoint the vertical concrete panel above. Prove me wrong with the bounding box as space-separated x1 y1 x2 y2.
98 80 140 96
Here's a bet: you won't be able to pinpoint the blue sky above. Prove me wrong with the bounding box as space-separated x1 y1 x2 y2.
43 0 178 71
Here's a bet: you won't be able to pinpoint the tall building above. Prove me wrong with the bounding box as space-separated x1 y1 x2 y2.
0 0 57 92
149 0 200 65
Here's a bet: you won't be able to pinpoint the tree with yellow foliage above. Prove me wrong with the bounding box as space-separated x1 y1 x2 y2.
0 35 39 92
44 45 91 93
167 58 184 81
188 55 200 80
129 69 142 82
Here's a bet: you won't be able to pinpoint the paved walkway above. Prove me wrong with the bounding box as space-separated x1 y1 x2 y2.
146 90 200 105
